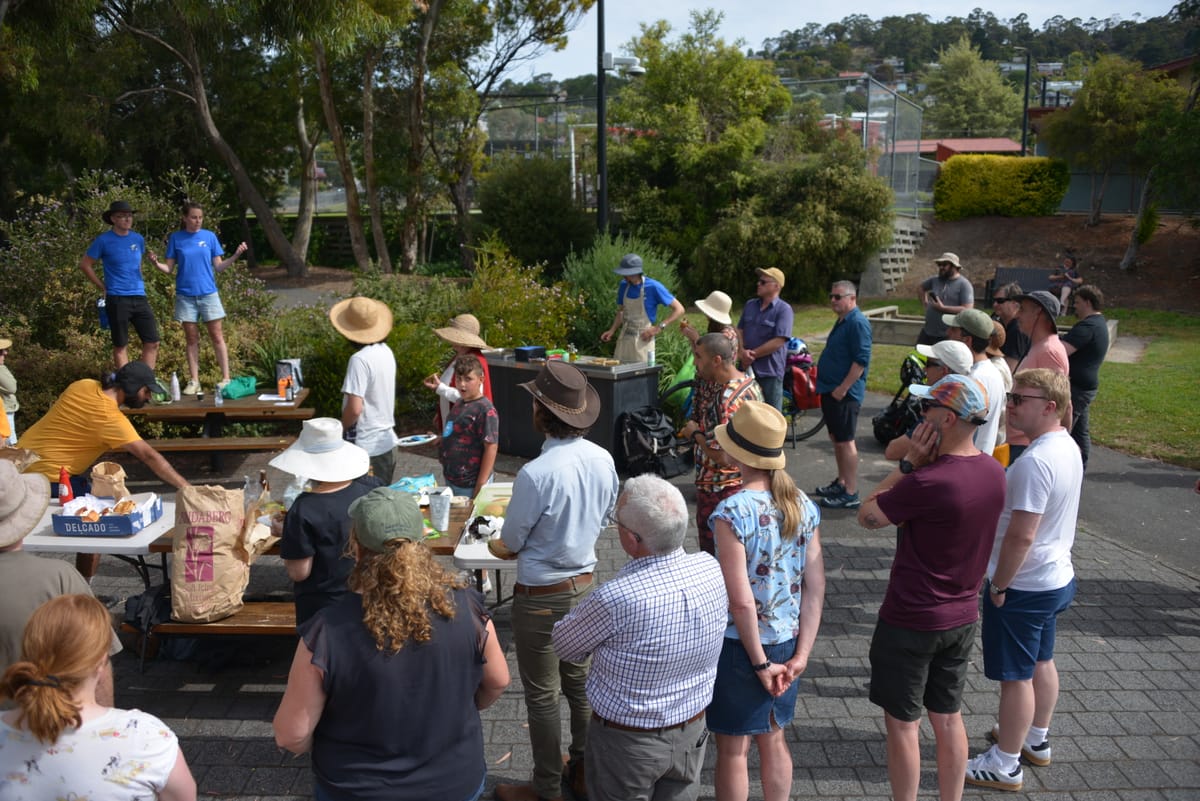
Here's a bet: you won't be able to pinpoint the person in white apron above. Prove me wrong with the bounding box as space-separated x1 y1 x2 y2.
599 253 685 363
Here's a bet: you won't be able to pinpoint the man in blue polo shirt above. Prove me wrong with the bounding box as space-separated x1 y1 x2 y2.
78 200 161 369
814 280 872 509
736 267 794 410
600 254 685 364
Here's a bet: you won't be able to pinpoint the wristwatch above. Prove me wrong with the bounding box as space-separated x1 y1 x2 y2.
752 660 772 672
990 583 1007 595
899 459 915 474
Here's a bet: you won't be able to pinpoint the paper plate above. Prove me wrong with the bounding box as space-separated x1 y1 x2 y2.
397 433 437 447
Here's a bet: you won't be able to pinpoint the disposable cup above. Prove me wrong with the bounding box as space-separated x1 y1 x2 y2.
428 488 452 532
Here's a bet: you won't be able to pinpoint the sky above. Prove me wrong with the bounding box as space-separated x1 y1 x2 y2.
513 0 1182 82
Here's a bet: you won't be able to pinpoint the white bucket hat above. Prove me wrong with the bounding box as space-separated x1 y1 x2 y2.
269 418 370 483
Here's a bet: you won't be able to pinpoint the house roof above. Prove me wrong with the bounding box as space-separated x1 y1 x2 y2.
893 138 1023 158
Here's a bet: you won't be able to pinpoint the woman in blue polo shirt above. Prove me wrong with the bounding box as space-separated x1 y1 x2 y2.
156 202 247 396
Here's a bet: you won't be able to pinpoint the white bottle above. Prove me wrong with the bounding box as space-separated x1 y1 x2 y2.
170 372 181 402
647 347 656 367
214 387 223 406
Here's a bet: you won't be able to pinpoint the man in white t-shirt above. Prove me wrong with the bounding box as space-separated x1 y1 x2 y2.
966 368 1082 793
329 297 401 483
944 309 1005 456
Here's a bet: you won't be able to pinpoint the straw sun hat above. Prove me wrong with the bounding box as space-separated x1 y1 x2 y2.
329 297 394 344
714 401 788 471
433 314 489 349
0 461 50 549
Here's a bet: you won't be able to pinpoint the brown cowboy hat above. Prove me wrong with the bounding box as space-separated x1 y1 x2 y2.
433 314 489 350
519 361 600 429
329 297 393 344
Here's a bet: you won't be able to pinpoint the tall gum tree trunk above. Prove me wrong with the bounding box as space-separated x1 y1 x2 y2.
314 39 373 271
399 0 445 273
363 49 393 273
293 96 319 260
1121 167 1156 271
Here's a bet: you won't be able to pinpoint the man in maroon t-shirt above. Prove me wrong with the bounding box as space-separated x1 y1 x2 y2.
857 375 1007 801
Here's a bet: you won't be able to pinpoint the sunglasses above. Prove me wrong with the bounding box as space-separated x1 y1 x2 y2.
992 297 1012 304
1007 392 1048 406
830 293 851 300
757 278 774 285
919 399 951 413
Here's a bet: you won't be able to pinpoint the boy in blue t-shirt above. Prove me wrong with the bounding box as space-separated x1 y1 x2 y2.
438 355 499 498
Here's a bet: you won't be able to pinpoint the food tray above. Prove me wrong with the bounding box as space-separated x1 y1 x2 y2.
51 493 163 537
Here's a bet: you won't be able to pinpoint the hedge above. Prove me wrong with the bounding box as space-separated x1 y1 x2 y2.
934 155 1070 221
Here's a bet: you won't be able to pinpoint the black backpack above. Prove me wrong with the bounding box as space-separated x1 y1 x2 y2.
617 406 692 478
872 396 922 446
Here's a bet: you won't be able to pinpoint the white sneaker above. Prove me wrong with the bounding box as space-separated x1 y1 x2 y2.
988 723 1052 766
965 746 1024 792
182 380 201 395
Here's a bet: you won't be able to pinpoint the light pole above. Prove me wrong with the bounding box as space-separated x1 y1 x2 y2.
1017 47 1032 156
595 0 644 233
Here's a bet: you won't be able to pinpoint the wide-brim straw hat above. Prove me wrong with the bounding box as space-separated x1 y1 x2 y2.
694 291 733 325
269 418 370 483
329 297 393 344
0 337 12 351
434 314 489 349
519 361 600 429
714 401 787 471
0 461 50 549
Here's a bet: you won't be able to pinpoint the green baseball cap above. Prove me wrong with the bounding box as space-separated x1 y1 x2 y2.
348 488 424 553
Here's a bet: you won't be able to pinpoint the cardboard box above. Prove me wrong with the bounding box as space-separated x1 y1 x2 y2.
52 493 163 537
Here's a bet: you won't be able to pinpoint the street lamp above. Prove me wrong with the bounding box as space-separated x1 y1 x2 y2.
596 0 645 233
1015 47 1032 156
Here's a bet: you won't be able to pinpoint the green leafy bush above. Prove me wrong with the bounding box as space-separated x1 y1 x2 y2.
477 155 595 276
934 155 1070 220
561 234 682 356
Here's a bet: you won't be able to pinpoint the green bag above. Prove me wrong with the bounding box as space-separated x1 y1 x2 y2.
221 376 258 399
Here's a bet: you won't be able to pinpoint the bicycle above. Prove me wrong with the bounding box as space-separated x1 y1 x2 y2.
658 377 825 444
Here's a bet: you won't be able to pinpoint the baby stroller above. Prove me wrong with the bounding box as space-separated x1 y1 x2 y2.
872 350 927 446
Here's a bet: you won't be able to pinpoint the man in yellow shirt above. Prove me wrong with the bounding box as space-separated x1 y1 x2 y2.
18 361 189 577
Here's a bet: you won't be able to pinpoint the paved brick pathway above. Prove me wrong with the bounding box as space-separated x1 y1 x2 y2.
90 432 1199 801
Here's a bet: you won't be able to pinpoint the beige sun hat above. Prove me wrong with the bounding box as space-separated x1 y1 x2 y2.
434 314 489 349
329 297 393 344
714 401 787 471
269 418 370 483
0 337 12 351
694 291 733 326
0 461 50 549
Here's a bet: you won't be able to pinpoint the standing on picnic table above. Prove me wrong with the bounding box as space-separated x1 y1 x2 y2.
679 290 739 427
330 296 401 483
0 336 16 445
17 362 190 579
424 313 493 434
1 594 197 801
151 201 247 396
551 475 728 801
273 488 509 801
269 418 382 627
494 361 619 801
78 200 163 369
600 253 686 364
707 401 825 801
437 355 499 499
736 267 794 411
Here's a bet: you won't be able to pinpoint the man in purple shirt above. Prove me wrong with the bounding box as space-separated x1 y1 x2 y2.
736 267 794 411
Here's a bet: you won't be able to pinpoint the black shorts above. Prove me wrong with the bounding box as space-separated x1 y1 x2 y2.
107 295 160 348
869 619 975 722
821 393 860 443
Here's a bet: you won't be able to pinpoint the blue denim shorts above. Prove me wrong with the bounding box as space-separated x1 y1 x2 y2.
174 292 226 323
706 637 800 735
982 578 1077 681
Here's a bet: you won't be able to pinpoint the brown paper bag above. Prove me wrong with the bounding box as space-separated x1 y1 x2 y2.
171 485 250 623
91 461 129 500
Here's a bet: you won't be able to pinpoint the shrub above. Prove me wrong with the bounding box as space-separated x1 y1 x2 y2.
477 155 595 275
562 234 682 356
934 155 1070 220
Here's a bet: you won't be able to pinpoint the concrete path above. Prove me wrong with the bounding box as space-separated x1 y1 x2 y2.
84 392 1199 801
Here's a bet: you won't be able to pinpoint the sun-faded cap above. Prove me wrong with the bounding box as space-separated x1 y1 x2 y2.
908 374 989 424
349 487 425 553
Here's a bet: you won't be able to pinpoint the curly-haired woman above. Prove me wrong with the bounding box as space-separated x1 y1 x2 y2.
273 487 510 801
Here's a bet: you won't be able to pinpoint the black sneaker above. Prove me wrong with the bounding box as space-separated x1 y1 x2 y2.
814 477 844 497
818 490 861 509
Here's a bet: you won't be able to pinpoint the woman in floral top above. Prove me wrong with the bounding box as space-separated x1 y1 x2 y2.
706 401 826 801
0 594 196 800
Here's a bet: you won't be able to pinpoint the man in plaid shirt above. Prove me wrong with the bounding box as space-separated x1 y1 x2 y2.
553 474 727 801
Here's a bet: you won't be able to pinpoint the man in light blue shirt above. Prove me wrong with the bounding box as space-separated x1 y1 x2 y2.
497 361 619 801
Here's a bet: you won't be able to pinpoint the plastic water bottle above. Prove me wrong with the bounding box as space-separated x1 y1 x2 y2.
647 347 656 367
96 298 109 330
170 372 181 402
214 388 223 406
